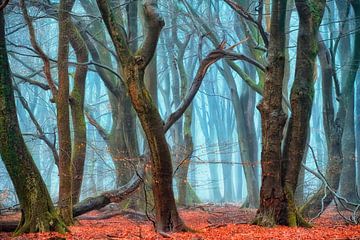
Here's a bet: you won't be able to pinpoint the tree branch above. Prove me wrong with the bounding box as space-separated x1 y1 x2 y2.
0 0 9 11
13 85 60 166
138 0 165 69
85 109 109 142
224 0 269 48
96 0 131 64
19 0 58 98
164 41 253 132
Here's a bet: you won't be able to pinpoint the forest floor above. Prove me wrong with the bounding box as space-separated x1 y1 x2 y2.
1 204 360 239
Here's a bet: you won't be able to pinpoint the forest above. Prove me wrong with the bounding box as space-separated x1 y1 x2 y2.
0 0 360 239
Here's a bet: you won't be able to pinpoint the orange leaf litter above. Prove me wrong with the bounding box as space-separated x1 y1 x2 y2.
1 205 360 239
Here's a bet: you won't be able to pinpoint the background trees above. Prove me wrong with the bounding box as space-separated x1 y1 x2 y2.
0 0 360 235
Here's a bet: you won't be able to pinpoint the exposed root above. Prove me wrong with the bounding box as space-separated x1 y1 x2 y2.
252 210 277 227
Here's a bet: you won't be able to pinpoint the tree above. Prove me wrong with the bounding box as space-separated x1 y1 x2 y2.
301 0 360 217
253 0 325 226
0 6 66 234
57 0 76 224
95 0 186 232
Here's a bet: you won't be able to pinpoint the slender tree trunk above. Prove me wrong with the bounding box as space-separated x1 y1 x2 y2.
282 0 325 226
357 76 360 193
80 0 139 187
57 0 75 225
221 63 259 208
0 10 66 235
339 91 357 202
69 22 88 204
301 2 360 217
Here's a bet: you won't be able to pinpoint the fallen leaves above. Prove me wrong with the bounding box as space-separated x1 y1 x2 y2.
1 205 360 239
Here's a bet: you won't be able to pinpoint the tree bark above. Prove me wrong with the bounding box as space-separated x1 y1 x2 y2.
0 10 66 235
69 21 88 204
282 0 325 226
57 0 75 225
254 0 325 227
253 0 288 226
301 1 360 217
96 0 186 232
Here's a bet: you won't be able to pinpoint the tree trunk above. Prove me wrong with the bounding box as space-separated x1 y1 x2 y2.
124 60 186 231
0 10 66 235
301 1 360 217
339 92 357 202
282 0 325 226
253 0 288 226
79 0 139 187
57 0 75 225
69 22 88 204
254 0 325 227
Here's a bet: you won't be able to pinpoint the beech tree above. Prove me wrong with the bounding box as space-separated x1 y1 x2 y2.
94 0 186 232
253 0 325 226
0 4 66 234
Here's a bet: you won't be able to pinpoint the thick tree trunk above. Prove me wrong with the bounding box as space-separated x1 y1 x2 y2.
124 61 186 232
253 0 288 226
0 11 66 235
282 0 325 226
254 0 325 227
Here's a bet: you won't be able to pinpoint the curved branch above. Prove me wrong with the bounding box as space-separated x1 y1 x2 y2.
164 41 255 132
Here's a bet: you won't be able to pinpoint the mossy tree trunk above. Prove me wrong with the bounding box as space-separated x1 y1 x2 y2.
69 21 88 204
96 0 186 232
301 1 360 217
172 29 196 206
57 0 75 225
0 10 66 235
254 0 288 226
254 0 325 227
281 0 325 226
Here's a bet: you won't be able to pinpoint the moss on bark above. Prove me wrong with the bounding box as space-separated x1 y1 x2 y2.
0 9 66 235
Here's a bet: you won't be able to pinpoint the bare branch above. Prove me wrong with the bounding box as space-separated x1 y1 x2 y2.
19 0 58 97
13 85 60 166
224 0 269 48
164 41 254 132
12 73 50 91
85 109 109 142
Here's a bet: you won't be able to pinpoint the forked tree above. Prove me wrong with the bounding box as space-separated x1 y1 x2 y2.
253 0 326 226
